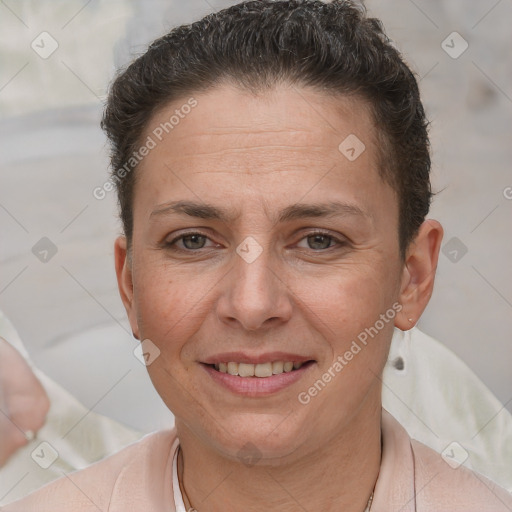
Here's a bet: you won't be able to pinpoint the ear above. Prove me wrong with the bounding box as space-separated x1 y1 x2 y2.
114 236 140 340
395 219 444 330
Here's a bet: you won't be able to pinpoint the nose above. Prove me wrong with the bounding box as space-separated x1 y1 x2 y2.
215 240 293 331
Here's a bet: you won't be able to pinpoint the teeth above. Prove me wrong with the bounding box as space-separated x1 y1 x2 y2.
214 361 304 377
272 361 284 374
238 363 255 377
254 362 273 377
227 362 239 376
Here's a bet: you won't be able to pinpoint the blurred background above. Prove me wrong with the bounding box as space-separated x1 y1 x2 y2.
0 0 511 434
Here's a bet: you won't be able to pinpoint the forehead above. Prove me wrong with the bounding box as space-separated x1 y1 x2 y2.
141 82 377 158
134 83 393 223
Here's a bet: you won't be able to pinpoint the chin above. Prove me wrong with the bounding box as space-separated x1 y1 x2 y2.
202 411 315 466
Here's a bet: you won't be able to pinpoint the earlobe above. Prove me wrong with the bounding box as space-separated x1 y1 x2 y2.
114 236 140 339
395 219 444 330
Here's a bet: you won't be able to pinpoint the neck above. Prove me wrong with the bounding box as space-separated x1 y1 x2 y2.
176 398 382 512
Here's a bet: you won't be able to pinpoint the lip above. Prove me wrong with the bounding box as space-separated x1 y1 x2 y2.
200 360 316 397
201 351 313 365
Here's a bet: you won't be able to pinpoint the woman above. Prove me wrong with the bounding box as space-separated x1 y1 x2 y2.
4 1 512 510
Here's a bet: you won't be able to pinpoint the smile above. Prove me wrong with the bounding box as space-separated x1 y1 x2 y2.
212 361 304 377
201 360 316 396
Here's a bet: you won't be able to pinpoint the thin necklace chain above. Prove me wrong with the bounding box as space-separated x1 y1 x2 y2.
365 490 374 511
178 446 375 511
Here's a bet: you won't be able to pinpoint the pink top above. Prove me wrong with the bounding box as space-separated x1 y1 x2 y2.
3 409 511 511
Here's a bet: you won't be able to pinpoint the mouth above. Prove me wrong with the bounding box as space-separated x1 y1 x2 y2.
200 359 316 396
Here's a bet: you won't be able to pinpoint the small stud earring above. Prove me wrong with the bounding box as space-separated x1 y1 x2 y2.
408 318 413 323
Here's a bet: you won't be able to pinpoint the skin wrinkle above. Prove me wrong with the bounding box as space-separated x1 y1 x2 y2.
187 163 335 177
164 145 332 158
114 83 443 512
184 127 316 136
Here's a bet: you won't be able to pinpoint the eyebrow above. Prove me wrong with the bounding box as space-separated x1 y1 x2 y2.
150 200 370 224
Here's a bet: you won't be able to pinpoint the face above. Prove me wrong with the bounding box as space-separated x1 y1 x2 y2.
116 83 416 463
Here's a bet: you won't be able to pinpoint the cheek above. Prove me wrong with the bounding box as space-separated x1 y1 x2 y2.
297 260 400 337
131 257 223 364
293 266 397 427
131 262 208 414
132 261 192 347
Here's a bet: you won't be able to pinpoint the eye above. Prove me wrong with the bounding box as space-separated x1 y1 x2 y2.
296 231 345 251
165 231 217 251
164 230 346 253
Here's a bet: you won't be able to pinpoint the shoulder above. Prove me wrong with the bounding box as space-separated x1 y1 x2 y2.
1 429 178 512
411 439 512 511
378 409 512 511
